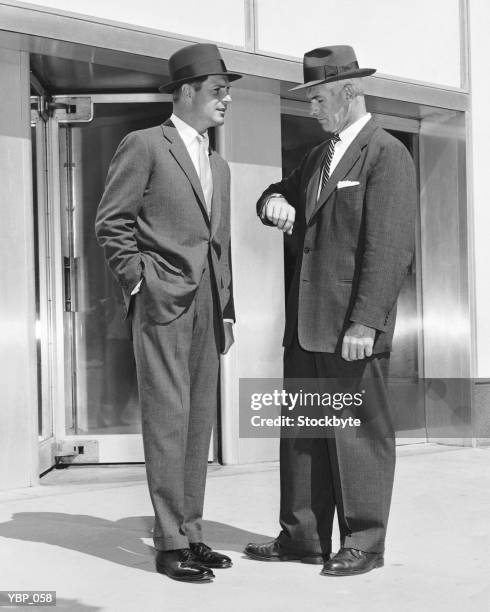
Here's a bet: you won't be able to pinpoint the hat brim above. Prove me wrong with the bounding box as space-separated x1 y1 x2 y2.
289 68 376 91
159 71 242 93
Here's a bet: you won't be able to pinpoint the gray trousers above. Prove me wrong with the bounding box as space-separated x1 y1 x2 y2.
278 335 395 555
131 260 220 551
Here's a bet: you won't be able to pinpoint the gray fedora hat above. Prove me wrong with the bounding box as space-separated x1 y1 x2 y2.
159 43 242 93
290 45 376 91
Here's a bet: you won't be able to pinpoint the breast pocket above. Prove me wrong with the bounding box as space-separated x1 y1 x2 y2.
334 184 364 230
336 183 363 199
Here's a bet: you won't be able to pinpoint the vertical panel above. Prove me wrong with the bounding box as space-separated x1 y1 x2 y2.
0 48 38 489
467 0 490 445
420 112 470 378
469 0 490 378
219 86 283 464
32 112 56 459
419 110 472 443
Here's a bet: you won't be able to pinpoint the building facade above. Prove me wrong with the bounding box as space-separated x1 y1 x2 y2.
1 0 489 491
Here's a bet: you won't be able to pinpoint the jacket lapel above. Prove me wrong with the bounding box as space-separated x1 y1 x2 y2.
160 121 210 226
306 119 377 224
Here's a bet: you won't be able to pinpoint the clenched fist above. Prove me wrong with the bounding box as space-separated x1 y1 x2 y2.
263 195 296 235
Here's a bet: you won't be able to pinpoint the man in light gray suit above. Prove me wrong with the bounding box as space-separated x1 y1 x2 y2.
245 46 416 576
96 43 240 583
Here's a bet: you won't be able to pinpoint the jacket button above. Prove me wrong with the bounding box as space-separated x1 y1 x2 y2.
303 247 311 254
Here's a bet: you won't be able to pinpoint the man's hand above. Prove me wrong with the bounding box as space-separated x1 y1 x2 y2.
222 321 234 355
341 323 376 361
263 195 295 235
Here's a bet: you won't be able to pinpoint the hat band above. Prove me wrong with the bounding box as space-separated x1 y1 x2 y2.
303 60 360 83
172 58 228 83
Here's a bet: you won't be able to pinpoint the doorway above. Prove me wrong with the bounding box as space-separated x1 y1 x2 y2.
280 111 426 441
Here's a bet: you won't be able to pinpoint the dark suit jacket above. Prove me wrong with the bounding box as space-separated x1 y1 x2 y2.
95 119 234 340
257 118 416 354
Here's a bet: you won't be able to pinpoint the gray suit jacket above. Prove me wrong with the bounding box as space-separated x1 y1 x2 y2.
95 119 234 339
258 118 416 353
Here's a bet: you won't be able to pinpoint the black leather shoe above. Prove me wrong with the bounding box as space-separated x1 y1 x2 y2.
244 539 325 564
321 547 384 576
189 542 232 568
156 549 215 582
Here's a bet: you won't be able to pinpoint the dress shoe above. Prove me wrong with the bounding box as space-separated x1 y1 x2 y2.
189 542 232 568
156 549 215 582
244 539 325 564
321 547 384 576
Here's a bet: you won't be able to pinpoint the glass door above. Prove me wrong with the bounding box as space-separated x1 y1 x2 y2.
58 96 172 462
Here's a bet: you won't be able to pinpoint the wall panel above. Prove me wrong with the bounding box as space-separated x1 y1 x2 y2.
256 0 462 87
13 0 247 47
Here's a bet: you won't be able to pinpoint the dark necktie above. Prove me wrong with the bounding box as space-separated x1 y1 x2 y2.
319 134 340 195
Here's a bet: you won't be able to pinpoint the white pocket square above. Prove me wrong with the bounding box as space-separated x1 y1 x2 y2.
337 180 360 189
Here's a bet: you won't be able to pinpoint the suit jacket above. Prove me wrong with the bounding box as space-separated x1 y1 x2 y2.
95 119 234 341
257 118 416 354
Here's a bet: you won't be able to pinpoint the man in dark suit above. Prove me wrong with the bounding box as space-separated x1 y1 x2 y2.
95 43 241 583
245 46 416 576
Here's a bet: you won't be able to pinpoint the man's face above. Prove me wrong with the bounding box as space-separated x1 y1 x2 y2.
191 75 231 129
306 82 351 134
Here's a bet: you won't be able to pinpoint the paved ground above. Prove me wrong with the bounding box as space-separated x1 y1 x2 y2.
0 443 489 611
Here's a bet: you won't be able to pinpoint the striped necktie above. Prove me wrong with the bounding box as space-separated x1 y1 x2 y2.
319 134 340 195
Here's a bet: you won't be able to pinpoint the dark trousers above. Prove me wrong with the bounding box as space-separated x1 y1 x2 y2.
131 260 220 551
278 335 395 555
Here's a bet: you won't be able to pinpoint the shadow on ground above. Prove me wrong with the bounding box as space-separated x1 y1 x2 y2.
0 513 272 572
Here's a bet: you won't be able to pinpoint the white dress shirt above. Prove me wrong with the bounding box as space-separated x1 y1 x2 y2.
330 112 371 174
170 112 208 177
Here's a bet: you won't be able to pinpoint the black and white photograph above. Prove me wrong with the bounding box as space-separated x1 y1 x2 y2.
0 1 488 610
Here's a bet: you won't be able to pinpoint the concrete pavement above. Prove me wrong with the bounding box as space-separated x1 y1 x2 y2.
0 444 488 611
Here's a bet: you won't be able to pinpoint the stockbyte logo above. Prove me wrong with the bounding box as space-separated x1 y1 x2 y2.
250 414 361 429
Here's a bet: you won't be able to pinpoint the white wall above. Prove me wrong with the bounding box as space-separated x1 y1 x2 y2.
219 87 284 464
0 48 39 489
16 0 246 46
256 0 462 87
18 0 463 88
469 0 490 377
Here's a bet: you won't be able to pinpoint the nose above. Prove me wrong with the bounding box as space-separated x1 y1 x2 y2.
222 93 232 104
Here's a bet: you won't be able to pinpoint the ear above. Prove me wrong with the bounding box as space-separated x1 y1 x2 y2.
181 83 194 102
342 83 355 101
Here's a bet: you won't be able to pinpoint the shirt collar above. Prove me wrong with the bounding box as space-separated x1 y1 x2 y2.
170 113 208 147
338 112 372 146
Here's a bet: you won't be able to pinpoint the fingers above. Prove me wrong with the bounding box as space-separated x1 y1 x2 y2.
265 199 295 234
341 323 376 361
341 336 374 361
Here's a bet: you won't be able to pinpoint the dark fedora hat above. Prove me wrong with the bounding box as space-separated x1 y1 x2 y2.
159 43 242 93
290 45 376 91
